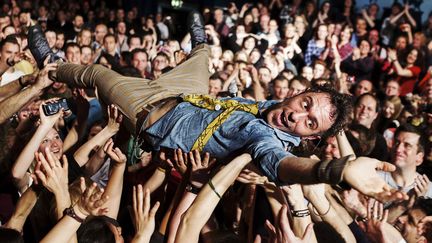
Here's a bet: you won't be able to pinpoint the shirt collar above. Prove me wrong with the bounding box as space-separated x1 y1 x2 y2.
257 100 301 146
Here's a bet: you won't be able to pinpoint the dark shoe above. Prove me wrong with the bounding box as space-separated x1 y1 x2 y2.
28 25 55 69
187 11 206 48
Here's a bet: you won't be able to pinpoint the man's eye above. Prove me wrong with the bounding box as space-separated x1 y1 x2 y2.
302 101 308 109
307 119 313 128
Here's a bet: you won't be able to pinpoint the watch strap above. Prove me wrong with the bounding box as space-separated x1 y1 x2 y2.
63 206 85 223
185 183 200 194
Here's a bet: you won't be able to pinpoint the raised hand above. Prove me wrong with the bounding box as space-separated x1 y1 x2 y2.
340 189 367 218
237 167 268 185
165 148 188 175
358 199 403 243
106 104 123 133
104 139 126 166
265 205 314 243
34 57 57 90
414 174 430 197
387 49 397 62
188 150 216 188
75 177 109 217
131 185 160 243
33 147 68 194
38 98 64 126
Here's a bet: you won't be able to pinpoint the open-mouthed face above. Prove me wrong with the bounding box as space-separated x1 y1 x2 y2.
266 92 336 138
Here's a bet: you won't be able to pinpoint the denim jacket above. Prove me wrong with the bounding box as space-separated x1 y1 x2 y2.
145 97 300 183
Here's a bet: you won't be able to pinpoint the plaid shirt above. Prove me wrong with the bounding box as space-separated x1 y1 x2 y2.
304 39 325 66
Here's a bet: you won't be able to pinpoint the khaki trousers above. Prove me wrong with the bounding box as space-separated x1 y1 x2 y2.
57 44 210 134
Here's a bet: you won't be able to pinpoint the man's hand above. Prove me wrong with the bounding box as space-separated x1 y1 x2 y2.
131 184 160 243
265 205 314 243
387 49 397 62
38 99 64 127
237 164 268 185
340 189 367 218
33 148 68 194
342 157 408 203
414 174 430 197
187 150 215 188
34 57 57 90
106 104 123 133
74 177 109 217
358 199 404 243
104 139 126 166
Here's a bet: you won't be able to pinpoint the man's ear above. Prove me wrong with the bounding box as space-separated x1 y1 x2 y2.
415 151 424 166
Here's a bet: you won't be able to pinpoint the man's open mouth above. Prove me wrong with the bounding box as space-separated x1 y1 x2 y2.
282 112 288 127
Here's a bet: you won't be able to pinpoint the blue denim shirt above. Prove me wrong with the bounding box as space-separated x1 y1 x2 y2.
145 97 301 183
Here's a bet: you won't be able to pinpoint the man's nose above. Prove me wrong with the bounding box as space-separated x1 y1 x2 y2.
291 111 308 122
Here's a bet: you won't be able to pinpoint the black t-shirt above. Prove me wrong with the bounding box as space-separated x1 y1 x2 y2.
66 154 84 184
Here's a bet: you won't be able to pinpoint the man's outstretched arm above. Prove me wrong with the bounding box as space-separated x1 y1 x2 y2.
0 61 55 124
0 84 41 124
277 156 408 203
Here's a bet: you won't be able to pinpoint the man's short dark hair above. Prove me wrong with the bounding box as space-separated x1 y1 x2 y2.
103 33 116 43
77 216 116 243
394 123 426 153
128 34 142 46
131 48 148 60
306 85 353 139
153 51 169 62
210 72 222 81
65 42 80 52
0 35 19 50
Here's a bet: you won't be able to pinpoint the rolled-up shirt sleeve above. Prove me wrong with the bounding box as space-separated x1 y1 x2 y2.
246 135 295 184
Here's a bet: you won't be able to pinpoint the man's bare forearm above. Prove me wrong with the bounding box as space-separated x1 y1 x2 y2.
0 79 21 102
0 85 42 124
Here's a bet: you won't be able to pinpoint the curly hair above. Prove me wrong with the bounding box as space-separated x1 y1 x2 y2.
305 85 353 140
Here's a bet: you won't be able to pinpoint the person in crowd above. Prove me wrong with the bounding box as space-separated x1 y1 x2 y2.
0 2 431 243
353 93 389 161
385 47 423 96
304 23 328 66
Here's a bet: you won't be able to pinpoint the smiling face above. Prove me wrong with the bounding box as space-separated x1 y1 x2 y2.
354 80 373 97
383 101 395 119
385 80 400 97
354 94 378 128
265 92 336 137
38 128 63 159
406 49 418 65
391 131 423 170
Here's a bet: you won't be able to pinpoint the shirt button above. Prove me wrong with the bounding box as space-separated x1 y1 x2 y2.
215 104 221 111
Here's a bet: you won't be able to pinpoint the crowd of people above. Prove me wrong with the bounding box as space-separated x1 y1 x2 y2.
0 0 431 242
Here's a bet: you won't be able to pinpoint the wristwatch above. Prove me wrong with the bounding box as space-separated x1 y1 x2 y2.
185 183 200 194
63 206 85 223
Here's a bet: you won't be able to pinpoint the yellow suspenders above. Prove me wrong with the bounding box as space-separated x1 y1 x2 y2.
183 94 259 151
